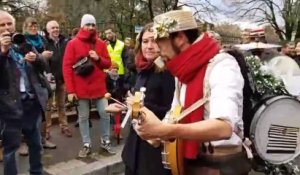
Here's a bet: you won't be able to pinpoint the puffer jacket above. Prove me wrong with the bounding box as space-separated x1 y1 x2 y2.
63 29 111 99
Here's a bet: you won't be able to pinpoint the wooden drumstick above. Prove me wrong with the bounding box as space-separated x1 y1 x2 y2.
104 93 127 108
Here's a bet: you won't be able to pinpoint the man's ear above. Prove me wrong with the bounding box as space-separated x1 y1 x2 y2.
175 31 188 48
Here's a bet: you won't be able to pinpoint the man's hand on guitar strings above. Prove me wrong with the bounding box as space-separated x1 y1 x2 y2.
133 107 166 140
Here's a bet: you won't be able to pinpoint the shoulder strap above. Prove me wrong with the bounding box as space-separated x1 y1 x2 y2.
204 52 233 99
175 97 208 122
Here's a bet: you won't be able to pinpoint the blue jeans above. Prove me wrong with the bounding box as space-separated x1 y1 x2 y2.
1 98 43 175
77 98 110 145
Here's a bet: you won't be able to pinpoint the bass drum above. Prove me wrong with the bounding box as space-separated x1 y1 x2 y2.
250 95 300 165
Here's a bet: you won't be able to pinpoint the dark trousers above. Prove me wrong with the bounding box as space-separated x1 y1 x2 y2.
1 98 43 175
125 166 171 175
186 152 251 175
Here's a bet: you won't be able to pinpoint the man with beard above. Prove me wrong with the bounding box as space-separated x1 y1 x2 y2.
104 28 125 76
133 10 251 175
63 14 115 158
280 41 296 58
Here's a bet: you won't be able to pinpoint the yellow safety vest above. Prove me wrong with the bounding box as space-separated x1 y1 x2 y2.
107 40 125 75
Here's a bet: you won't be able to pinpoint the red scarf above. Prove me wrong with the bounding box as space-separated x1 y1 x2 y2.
166 33 220 159
77 28 98 43
135 53 154 71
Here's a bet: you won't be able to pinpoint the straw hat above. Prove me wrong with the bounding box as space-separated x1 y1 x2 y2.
153 10 198 39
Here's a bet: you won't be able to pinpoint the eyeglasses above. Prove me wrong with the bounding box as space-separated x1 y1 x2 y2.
29 24 38 29
51 26 59 29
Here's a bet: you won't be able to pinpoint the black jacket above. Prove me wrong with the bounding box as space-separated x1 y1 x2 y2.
106 74 127 101
0 51 49 121
293 55 300 68
44 35 69 85
122 67 175 175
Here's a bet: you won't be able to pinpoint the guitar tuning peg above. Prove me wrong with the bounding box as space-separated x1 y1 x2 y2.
140 87 146 92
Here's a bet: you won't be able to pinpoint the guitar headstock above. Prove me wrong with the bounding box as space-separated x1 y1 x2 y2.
131 87 146 119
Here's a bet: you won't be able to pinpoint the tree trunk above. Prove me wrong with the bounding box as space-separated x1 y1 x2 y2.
147 0 154 20
296 20 300 39
285 21 295 41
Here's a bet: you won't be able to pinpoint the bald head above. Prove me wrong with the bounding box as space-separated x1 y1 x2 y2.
0 10 15 24
46 20 58 31
46 20 60 39
0 10 16 34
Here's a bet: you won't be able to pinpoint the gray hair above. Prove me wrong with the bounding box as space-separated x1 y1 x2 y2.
0 10 16 24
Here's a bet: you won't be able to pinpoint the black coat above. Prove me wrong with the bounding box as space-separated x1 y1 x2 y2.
122 67 175 175
44 35 69 85
0 51 49 121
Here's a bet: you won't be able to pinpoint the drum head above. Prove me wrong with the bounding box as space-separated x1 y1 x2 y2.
250 96 300 164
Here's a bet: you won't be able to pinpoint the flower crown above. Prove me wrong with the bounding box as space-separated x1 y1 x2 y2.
153 18 178 39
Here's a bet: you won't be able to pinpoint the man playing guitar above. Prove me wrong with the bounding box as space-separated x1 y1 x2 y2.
133 10 251 175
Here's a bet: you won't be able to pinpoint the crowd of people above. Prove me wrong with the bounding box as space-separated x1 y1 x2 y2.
0 8 300 175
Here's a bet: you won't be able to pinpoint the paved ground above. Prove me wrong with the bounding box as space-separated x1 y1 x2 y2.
0 116 127 175
0 110 299 175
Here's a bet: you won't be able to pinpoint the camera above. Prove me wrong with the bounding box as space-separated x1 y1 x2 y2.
10 33 32 55
11 33 26 45
3 32 26 45
2 33 32 55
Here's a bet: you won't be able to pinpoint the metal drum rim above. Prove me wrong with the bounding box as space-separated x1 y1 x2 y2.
250 95 300 164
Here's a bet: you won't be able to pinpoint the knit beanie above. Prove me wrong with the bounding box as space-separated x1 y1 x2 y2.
81 14 96 27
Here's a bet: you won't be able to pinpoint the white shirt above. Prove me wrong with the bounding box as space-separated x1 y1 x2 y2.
170 53 244 147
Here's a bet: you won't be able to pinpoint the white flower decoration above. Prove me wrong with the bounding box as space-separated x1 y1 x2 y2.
153 18 178 39
260 65 272 75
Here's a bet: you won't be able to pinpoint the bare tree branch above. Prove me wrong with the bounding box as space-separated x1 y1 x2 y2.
225 0 299 40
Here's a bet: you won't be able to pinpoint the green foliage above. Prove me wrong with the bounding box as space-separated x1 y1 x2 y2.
245 55 289 97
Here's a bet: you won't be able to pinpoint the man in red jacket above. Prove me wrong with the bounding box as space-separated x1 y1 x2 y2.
63 14 115 158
